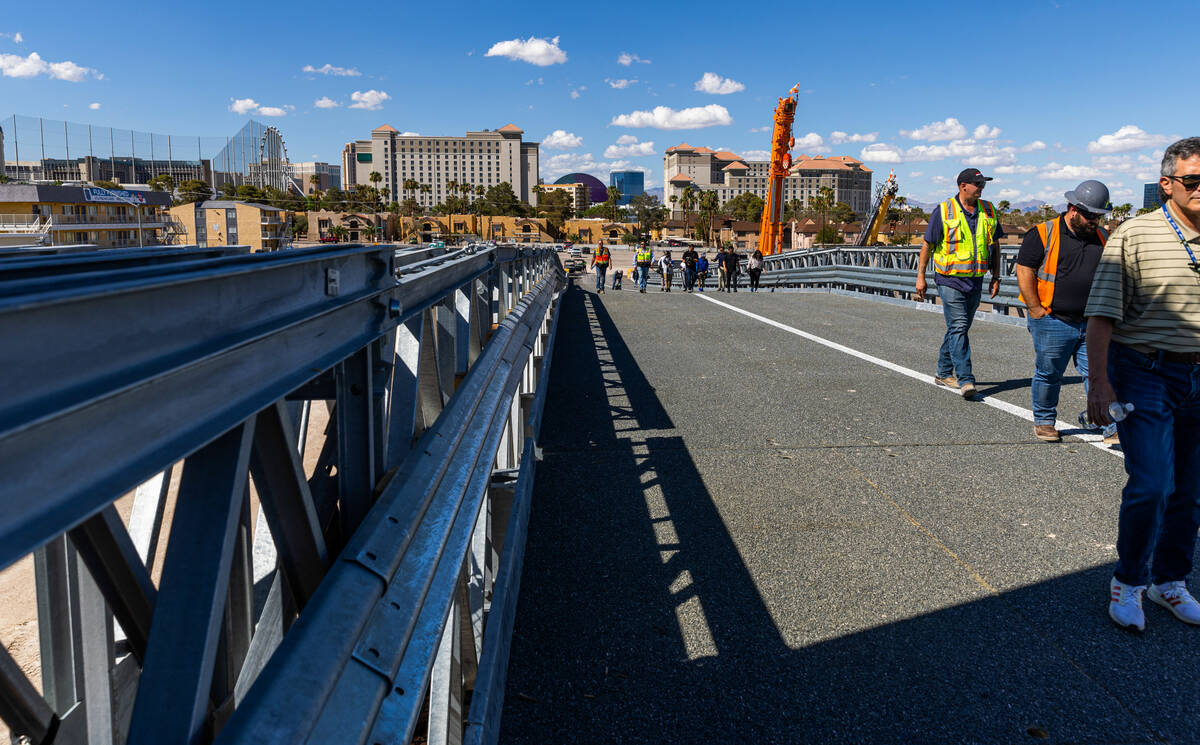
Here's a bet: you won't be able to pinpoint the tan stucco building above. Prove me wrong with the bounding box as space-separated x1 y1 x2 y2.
168 200 288 252
0 183 175 247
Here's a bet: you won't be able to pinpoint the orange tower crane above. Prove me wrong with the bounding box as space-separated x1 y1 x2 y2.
756 85 799 255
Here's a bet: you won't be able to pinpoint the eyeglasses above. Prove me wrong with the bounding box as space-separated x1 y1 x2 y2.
1074 208 1102 221
1169 175 1200 191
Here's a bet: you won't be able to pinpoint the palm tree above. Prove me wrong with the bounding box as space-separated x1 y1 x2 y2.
669 194 678 221
369 171 383 211
698 190 719 245
309 174 321 195
681 186 697 236
605 185 622 223
420 183 432 209
1110 202 1133 223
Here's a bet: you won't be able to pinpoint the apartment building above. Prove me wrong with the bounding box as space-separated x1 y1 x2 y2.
342 124 539 208
663 143 872 216
168 200 288 252
0 183 174 247
538 182 590 215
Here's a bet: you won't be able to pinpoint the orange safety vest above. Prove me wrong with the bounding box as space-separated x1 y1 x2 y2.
594 248 610 265
1018 218 1108 311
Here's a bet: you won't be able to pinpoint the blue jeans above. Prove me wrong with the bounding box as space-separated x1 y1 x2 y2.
1027 315 1088 425
636 265 649 290
594 264 607 291
1109 344 1200 586
936 283 982 384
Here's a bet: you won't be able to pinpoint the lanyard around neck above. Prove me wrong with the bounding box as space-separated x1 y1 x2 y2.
1162 205 1199 265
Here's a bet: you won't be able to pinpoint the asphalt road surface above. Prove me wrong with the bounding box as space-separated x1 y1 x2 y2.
500 279 1196 745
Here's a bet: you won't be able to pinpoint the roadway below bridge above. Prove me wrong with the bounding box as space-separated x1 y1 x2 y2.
500 282 1195 744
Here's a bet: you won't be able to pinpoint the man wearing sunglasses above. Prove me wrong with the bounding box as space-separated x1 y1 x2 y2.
1084 137 1200 632
1016 180 1112 442
916 167 1005 400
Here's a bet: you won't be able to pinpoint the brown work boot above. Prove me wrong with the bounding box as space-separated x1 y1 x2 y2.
934 375 959 390
1034 425 1061 442
960 382 977 400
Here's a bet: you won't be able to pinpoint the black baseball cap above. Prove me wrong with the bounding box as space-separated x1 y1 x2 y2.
957 168 994 185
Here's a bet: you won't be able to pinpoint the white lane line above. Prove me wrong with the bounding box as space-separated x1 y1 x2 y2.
695 293 1122 458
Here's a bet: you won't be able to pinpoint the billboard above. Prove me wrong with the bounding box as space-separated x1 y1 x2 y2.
83 187 148 205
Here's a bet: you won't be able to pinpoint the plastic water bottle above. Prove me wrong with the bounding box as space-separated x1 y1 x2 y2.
1108 402 1134 422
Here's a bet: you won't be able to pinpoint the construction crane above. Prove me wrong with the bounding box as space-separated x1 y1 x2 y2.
756 85 799 256
855 171 899 246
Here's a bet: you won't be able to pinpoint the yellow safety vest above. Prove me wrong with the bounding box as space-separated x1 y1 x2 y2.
933 198 998 277
1017 218 1108 311
635 249 652 265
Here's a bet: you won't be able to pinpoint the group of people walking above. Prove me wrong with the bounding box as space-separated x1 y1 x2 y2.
610 244 766 294
917 140 1200 633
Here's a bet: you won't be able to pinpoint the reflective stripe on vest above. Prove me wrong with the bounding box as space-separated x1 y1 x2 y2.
1018 218 1108 311
933 198 997 277
595 249 610 265
636 250 651 263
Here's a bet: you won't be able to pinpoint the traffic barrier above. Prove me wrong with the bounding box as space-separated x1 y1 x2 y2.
0 243 565 745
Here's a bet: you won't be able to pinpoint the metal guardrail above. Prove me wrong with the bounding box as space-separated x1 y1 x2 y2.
762 245 1027 315
0 242 565 744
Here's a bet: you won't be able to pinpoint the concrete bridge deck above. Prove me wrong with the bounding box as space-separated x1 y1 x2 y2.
500 284 1193 744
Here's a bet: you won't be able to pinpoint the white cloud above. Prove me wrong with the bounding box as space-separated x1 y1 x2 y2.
302 63 361 77
543 129 583 149
606 78 637 89
1020 140 1046 152
617 52 650 66
569 86 585 99
860 143 906 163
0 51 99 81
486 36 567 67
908 171 924 178
901 117 968 141
992 164 1038 175
257 106 288 117
610 104 732 130
88 102 100 110
996 189 1022 200
604 137 656 158
793 132 829 153
830 131 878 144
0 31 23 43
349 89 390 110
694 72 745 95
1039 162 1106 180
1087 125 1174 154
229 97 260 115
399 131 420 136
749 125 771 133
973 124 1001 140
314 96 341 109
741 149 771 161
524 77 544 86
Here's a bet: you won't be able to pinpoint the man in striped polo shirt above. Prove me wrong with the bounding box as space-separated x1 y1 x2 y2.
1085 137 1200 631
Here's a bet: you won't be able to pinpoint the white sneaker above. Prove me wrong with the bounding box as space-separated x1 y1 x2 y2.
1147 581 1200 625
1109 577 1146 631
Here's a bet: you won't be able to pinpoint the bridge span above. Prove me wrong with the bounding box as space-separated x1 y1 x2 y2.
501 282 1189 745
0 245 1192 745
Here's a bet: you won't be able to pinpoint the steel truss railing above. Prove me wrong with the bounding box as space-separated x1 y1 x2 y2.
0 242 565 745
761 245 1026 314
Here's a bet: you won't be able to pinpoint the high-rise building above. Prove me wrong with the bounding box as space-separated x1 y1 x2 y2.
663 142 872 216
1144 182 1163 210
538 182 590 214
290 162 342 195
342 124 539 209
610 171 644 205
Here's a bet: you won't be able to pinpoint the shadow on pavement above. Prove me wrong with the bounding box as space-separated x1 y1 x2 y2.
501 285 1191 745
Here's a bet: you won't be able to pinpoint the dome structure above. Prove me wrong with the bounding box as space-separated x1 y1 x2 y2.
553 173 608 205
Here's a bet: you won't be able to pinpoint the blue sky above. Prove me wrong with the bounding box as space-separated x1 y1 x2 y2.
0 0 1190 206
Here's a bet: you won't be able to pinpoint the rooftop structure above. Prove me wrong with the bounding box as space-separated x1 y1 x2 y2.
0 182 176 248
553 172 607 204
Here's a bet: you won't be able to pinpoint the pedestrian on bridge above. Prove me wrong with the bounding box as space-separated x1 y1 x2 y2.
916 167 1005 400
659 251 674 292
591 240 611 294
1085 137 1200 632
696 252 709 291
635 242 653 293
1016 180 1112 442
747 249 764 292
681 245 699 292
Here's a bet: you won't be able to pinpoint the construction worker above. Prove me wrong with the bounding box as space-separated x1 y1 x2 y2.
634 242 653 293
1086 137 1200 631
915 167 1005 400
590 240 611 295
1016 180 1111 442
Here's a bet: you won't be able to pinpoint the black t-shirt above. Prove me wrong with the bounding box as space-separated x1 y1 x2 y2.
682 249 698 268
1016 216 1105 323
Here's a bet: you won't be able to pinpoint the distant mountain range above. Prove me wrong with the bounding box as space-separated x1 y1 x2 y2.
645 186 664 202
909 198 1065 214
